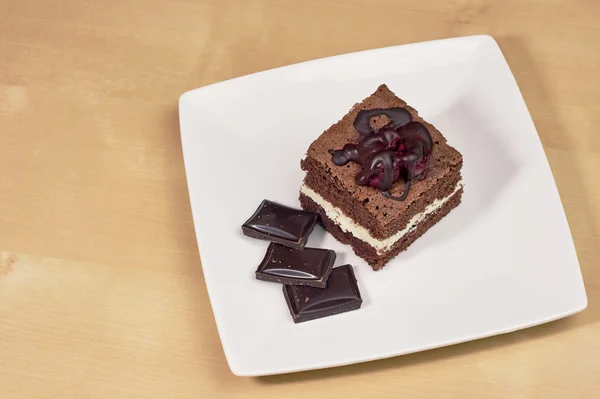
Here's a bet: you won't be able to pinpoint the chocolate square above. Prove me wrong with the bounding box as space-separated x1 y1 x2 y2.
242 200 319 250
283 265 362 323
255 243 336 288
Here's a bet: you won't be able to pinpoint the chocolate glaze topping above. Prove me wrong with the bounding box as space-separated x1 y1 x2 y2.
329 108 433 201
353 107 412 136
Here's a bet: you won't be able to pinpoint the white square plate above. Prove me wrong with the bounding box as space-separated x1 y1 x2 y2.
179 35 587 376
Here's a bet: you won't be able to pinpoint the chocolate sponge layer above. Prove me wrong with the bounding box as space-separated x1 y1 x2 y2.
300 188 463 270
302 158 462 239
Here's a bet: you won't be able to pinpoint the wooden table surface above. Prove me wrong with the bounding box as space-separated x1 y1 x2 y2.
1 0 599 397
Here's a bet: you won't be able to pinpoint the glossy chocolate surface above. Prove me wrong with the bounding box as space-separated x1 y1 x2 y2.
353 107 412 136
330 113 433 201
242 200 319 250
283 264 362 323
255 243 336 288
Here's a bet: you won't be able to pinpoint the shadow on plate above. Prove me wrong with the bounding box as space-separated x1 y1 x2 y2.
496 35 599 324
398 94 521 260
256 314 583 383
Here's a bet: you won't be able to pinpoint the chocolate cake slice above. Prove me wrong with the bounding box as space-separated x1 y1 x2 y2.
299 84 463 270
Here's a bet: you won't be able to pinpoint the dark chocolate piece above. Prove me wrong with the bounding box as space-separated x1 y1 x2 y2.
329 120 433 201
255 243 336 288
242 200 319 250
283 264 362 323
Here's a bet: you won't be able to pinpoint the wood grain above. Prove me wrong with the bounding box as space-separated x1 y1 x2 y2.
1 0 599 397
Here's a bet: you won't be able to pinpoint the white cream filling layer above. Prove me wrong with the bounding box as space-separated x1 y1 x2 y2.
300 180 463 254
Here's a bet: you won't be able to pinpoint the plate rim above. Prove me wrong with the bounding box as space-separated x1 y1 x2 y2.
179 34 587 376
